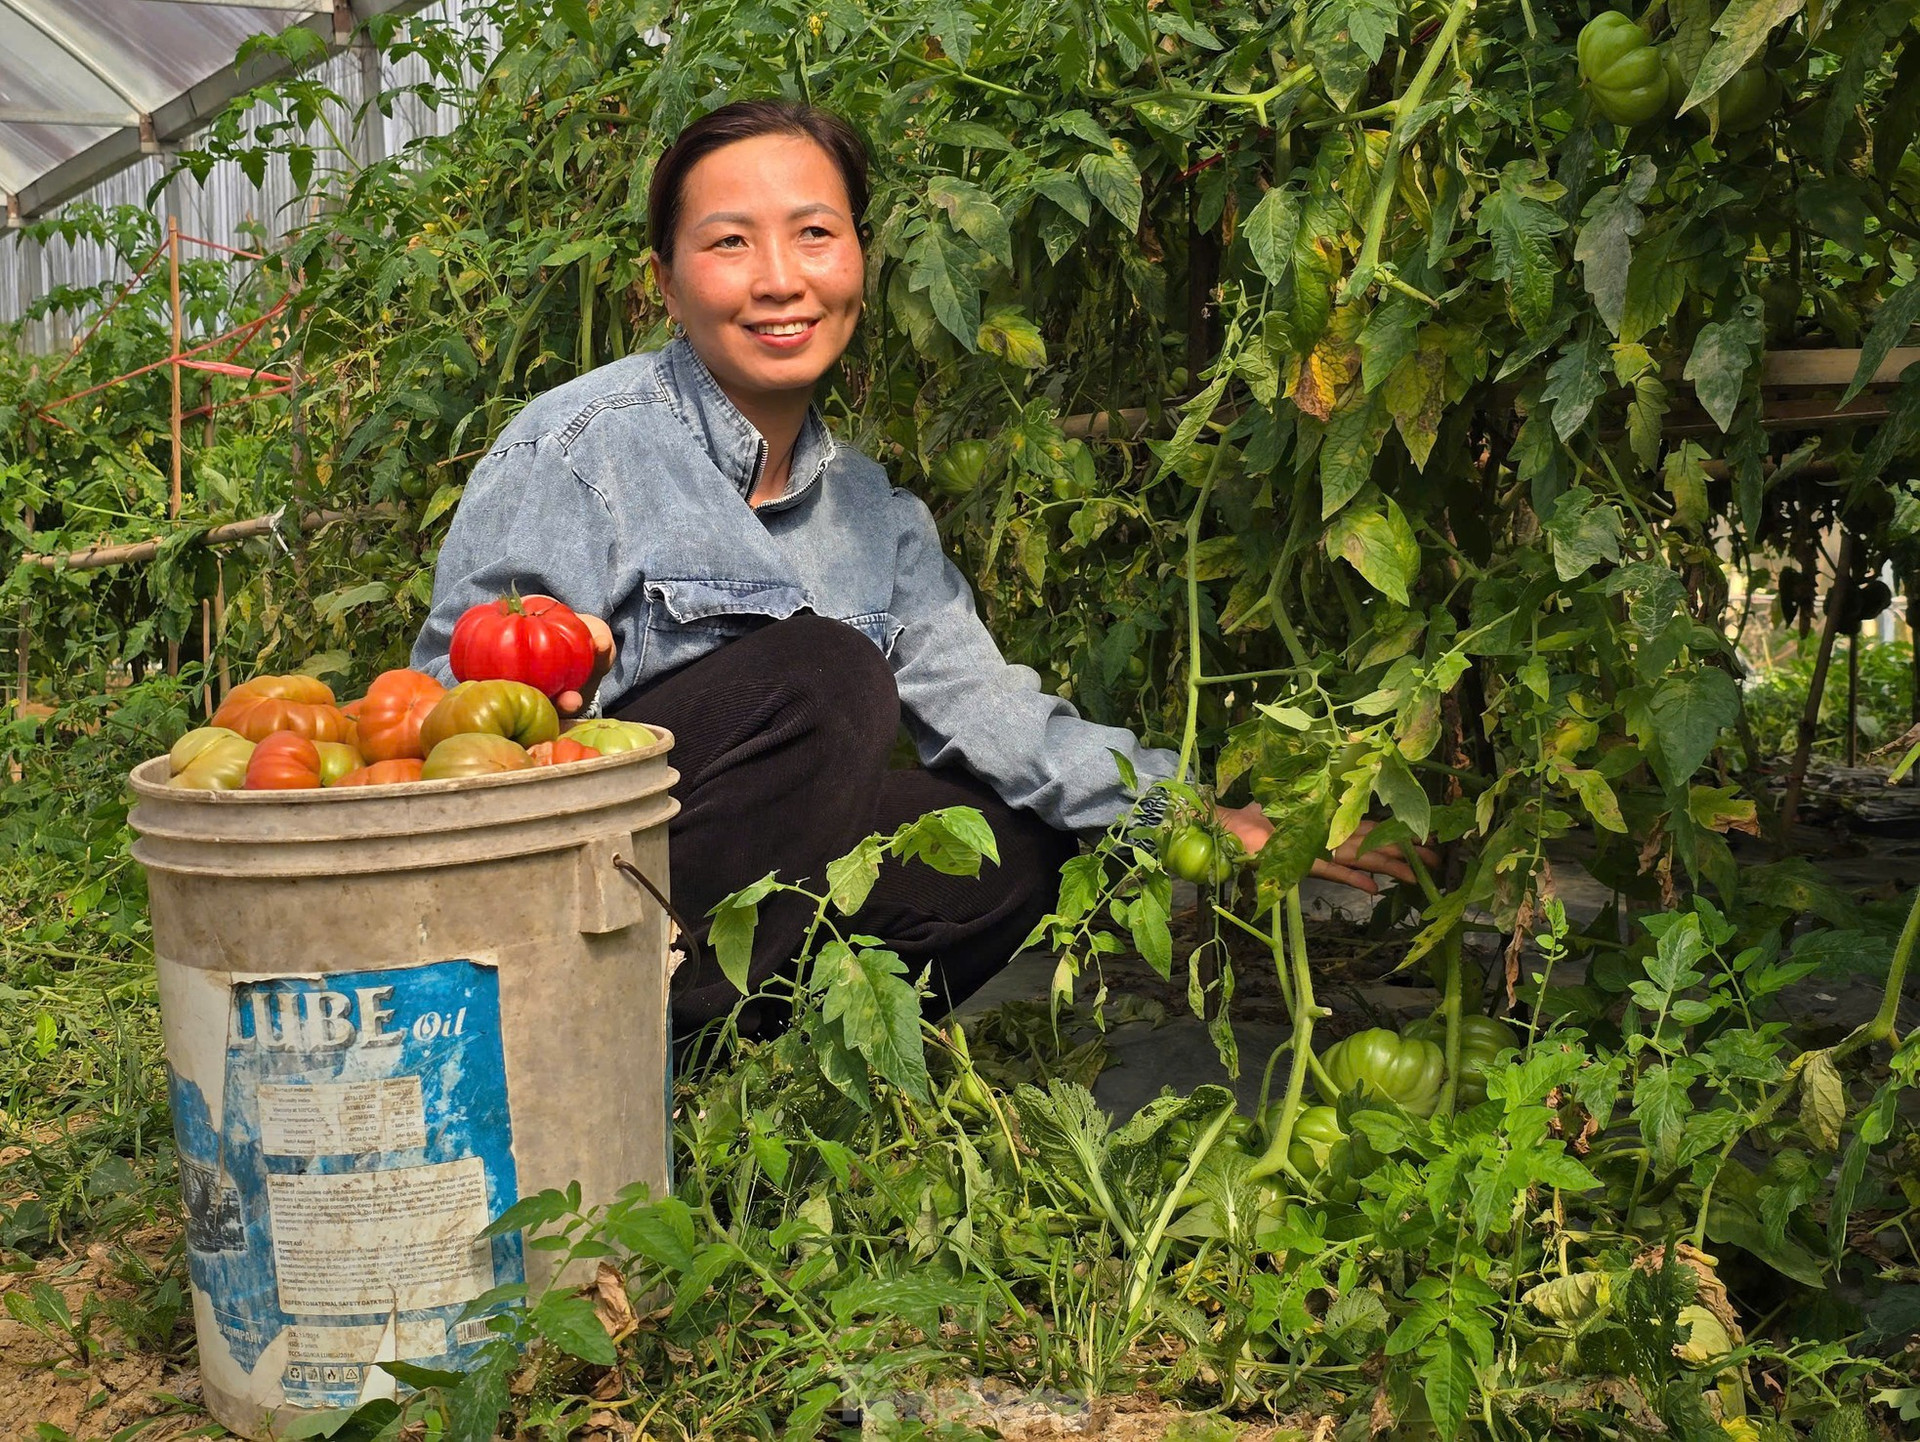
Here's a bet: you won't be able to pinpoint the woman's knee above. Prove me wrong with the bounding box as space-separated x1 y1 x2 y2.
765 613 900 753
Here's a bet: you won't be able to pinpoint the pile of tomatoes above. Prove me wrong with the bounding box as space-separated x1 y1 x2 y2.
164 594 657 791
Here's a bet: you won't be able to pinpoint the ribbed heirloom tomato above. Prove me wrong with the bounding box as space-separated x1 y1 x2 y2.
354 669 446 761
450 594 596 698
527 738 602 766
212 675 355 744
1403 1013 1521 1106
562 718 657 754
167 727 254 791
419 680 560 752
313 742 364 785
334 759 426 787
421 733 533 781
1319 1028 1447 1117
1576 12 1669 125
244 732 325 790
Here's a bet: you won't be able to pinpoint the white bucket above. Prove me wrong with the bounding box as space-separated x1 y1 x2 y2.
126 736 678 1436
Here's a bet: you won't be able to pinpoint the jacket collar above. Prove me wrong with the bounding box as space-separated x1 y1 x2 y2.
660 335 837 509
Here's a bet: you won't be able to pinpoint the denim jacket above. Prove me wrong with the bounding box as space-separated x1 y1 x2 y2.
411 337 1178 833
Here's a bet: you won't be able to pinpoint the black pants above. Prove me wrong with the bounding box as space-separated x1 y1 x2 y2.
613 615 1079 1029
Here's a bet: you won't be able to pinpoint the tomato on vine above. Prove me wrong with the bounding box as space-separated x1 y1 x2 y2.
1163 825 1238 886
930 439 991 499
1577 13 1670 125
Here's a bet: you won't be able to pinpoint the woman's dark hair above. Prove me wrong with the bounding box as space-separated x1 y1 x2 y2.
648 100 871 263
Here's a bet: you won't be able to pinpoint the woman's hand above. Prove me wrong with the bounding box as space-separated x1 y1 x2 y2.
555 613 616 718
1211 803 1441 896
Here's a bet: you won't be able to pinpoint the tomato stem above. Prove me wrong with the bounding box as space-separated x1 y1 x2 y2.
1248 888 1324 1183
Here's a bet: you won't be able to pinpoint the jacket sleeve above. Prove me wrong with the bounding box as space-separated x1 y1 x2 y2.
885 488 1178 834
409 434 640 701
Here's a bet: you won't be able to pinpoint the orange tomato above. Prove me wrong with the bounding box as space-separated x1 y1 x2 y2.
355 669 448 761
333 758 426 787
527 737 602 766
213 676 354 745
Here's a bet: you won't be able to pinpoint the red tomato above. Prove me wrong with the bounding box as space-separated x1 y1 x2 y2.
355 669 447 761
213 675 355 744
420 733 533 781
333 758 426 787
527 737 602 766
244 731 324 790
449 594 596 698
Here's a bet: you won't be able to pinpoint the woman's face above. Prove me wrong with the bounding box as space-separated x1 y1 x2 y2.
654 133 865 416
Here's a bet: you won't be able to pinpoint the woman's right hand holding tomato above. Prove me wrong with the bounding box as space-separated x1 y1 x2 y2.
556 613 616 718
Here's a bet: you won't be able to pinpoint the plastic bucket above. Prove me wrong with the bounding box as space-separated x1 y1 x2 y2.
126 734 679 1437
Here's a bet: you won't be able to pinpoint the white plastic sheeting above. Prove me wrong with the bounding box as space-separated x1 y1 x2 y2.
0 0 475 348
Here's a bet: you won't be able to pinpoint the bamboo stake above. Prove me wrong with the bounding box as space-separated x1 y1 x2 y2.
201 599 213 718
167 216 184 678
214 559 230 701
14 505 30 711
1846 631 1860 769
1782 531 1853 833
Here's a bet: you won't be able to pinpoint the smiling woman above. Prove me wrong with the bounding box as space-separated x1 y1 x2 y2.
410 99 1416 1034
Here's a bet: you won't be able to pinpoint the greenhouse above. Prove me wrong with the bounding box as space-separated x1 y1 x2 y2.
0 2 1915 1439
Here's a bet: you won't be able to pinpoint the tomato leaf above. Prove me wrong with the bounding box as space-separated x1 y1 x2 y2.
1127 878 1174 978
906 221 981 349
1078 149 1143 231
1575 158 1655 337
1477 165 1566 336
1683 298 1763 432
1680 0 1805 114
1843 278 1920 406
827 836 885 916
1326 491 1420 604
892 805 999 876
528 1292 616 1367
707 874 779 995
817 942 932 1103
1243 185 1302 286
1648 668 1740 790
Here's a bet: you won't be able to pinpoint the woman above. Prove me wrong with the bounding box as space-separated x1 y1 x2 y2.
413 100 1418 1027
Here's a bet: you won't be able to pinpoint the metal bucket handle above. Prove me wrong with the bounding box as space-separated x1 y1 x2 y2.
612 853 703 980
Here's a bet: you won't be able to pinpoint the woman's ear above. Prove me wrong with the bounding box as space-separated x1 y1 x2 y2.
649 251 676 321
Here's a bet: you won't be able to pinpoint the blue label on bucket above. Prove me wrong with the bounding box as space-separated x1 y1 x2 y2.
168 958 523 1404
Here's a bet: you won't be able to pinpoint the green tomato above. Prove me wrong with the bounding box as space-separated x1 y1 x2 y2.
563 718 659 755
1714 65 1778 133
1047 438 1097 501
1318 1028 1447 1117
1282 1104 1346 1178
931 439 992 499
167 731 255 791
1163 826 1237 886
314 741 364 786
1577 13 1670 125
1402 1013 1521 1106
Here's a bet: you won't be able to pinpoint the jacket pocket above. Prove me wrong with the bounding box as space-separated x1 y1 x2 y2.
839 609 903 658
641 577 812 674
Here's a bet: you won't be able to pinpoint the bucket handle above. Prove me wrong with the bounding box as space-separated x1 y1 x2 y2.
612 854 705 980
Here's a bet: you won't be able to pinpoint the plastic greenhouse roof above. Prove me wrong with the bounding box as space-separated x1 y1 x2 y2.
0 0 429 221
